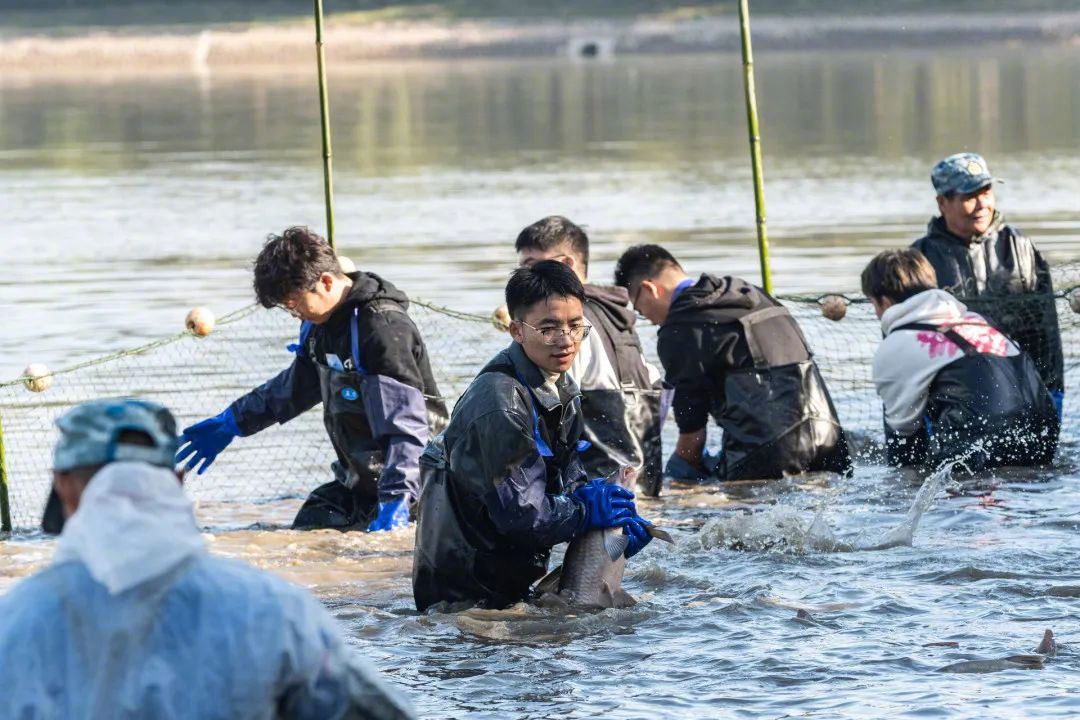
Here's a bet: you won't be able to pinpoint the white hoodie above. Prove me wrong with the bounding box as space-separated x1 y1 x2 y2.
873 289 1019 436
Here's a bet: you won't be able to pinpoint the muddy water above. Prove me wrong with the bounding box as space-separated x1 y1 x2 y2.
2 49 1080 718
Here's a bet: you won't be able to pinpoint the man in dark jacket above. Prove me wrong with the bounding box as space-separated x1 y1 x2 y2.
412 261 655 612
513 216 667 496
176 227 448 532
913 152 1064 416
614 245 851 482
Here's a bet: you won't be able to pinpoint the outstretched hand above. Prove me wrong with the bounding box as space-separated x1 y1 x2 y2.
175 408 239 475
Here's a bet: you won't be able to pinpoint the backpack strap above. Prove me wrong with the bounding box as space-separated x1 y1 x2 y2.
892 322 979 357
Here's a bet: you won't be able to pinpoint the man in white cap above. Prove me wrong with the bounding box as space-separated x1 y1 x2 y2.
0 398 415 720
913 152 1064 418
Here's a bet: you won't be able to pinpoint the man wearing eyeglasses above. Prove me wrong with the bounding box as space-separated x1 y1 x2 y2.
412 260 656 612
614 245 851 483
513 216 667 496
176 227 448 532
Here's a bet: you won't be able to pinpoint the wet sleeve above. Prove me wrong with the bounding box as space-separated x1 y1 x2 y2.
657 327 712 434
359 313 431 503
276 592 416 720
229 357 322 437
451 408 586 550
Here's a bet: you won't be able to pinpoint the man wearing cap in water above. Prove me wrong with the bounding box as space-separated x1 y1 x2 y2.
0 398 415 719
913 153 1065 418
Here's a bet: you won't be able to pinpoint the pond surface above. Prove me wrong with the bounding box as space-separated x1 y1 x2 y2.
1 47 1079 719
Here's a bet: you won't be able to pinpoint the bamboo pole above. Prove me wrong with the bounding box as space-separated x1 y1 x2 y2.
737 0 772 294
0 414 12 533
314 0 336 250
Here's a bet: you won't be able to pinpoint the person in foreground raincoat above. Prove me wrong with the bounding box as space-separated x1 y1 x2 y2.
912 152 1064 417
0 398 415 720
512 215 667 496
412 261 656 612
863 249 1058 470
176 227 448 532
614 244 851 482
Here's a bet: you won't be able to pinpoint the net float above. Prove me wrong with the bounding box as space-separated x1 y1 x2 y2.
22 363 53 393
820 295 849 321
185 307 216 337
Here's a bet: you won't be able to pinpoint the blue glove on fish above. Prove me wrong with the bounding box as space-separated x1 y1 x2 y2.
368 497 411 532
175 408 240 475
664 453 707 481
572 478 637 532
622 516 654 559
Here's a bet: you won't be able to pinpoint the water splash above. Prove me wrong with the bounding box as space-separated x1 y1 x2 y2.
855 459 958 550
695 449 980 554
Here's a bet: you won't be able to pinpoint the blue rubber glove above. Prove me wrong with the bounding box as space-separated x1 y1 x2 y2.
175 408 240 475
572 478 637 532
286 320 316 356
664 453 707 481
622 516 654 559
367 498 411 532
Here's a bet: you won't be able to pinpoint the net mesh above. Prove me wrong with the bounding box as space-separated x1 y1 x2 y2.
4 265 1080 532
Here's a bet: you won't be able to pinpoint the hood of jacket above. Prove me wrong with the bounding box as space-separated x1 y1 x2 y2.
52 461 206 595
925 210 1005 247
583 283 635 334
341 271 410 312
879 288 968 336
664 273 766 326
318 271 410 335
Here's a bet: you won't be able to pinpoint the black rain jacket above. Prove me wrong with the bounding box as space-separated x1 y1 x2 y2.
658 274 851 481
230 273 448 526
885 322 1059 470
913 213 1064 392
412 342 588 612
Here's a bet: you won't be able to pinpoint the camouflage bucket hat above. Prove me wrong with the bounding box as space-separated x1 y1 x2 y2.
931 152 1000 196
53 398 180 472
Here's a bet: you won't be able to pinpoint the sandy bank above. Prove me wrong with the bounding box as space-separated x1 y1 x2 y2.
2 12 1080 73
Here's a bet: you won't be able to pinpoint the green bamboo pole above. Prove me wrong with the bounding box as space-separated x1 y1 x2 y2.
314 0 336 250
737 0 772 294
0 414 12 533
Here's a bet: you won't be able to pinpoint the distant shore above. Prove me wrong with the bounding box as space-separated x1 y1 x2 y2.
2 11 1079 73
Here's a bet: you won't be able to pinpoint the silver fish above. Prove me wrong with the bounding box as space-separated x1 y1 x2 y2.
536 466 673 610
935 629 1057 673
936 655 1045 674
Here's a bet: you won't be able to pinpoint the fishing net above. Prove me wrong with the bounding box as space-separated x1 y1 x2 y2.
3 265 1080 532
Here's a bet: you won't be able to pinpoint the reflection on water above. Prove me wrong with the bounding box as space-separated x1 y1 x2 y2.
2 49 1080 378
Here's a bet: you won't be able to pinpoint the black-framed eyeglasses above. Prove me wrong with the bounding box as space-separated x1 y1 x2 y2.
277 284 319 315
521 321 591 345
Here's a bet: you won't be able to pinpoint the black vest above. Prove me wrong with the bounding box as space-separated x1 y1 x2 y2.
713 305 851 480
889 322 1059 470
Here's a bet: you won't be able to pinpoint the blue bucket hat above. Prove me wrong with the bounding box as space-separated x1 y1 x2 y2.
931 152 999 196
53 399 180 472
